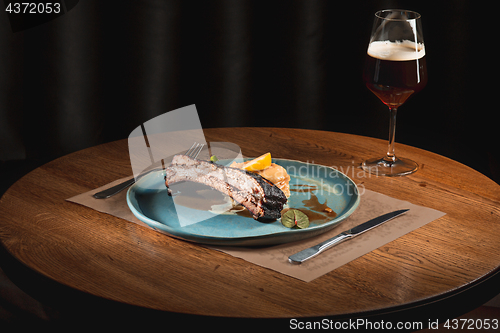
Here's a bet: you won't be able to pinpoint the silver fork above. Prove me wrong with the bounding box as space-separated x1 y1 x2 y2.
93 142 205 199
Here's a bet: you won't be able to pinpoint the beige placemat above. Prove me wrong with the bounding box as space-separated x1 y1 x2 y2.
67 178 445 282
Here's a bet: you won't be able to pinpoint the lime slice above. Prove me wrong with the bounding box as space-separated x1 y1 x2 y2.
281 209 309 229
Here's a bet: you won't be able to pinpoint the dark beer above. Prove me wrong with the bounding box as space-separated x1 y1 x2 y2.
363 40 427 107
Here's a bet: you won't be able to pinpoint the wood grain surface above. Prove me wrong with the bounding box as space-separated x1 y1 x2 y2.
0 128 499 319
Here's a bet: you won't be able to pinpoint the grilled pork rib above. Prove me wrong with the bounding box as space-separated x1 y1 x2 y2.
164 155 287 220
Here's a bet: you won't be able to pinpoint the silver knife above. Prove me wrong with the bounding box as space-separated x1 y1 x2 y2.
288 209 409 264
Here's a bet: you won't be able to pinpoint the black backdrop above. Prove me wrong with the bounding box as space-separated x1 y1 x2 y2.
0 0 498 182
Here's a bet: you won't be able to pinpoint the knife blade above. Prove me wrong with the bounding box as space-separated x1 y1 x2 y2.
288 209 409 264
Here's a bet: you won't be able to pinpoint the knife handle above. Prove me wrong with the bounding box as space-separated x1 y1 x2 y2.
93 177 136 199
288 232 352 264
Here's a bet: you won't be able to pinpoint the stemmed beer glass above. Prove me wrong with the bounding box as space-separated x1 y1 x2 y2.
362 9 427 176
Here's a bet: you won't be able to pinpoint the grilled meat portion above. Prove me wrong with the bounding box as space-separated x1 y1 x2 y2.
164 155 287 220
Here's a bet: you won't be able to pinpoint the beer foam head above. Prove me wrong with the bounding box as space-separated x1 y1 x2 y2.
367 40 425 61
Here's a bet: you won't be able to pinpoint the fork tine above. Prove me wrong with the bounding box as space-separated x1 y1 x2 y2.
193 143 204 159
185 142 204 159
185 142 198 156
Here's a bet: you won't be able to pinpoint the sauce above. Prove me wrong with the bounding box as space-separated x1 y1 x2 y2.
301 192 337 223
235 208 254 219
171 182 337 226
287 184 337 224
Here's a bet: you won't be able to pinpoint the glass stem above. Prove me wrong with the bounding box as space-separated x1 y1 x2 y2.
385 107 397 163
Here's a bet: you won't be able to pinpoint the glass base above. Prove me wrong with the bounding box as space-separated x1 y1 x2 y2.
361 156 418 177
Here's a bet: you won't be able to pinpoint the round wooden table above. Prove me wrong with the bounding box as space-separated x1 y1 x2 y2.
1 128 499 328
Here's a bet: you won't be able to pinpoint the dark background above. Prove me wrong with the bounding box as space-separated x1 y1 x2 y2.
0 0 498 326
0 0 498 184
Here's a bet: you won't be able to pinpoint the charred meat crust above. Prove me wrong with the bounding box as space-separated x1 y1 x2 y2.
164 155 287 220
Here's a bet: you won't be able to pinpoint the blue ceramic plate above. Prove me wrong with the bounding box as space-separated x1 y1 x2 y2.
127 159 360 246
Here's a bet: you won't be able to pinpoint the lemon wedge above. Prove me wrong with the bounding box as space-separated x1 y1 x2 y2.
242 152 272 171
